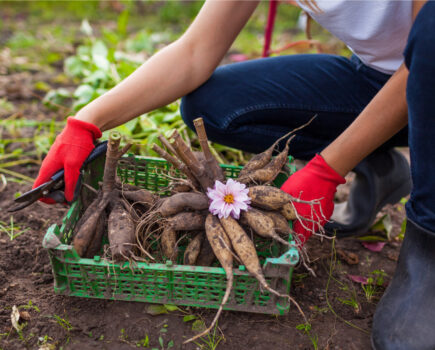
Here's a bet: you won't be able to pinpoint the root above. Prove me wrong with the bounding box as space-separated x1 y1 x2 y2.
184 275 233 344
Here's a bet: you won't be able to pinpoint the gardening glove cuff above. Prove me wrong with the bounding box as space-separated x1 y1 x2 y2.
280 154 345 245
33 117 102 204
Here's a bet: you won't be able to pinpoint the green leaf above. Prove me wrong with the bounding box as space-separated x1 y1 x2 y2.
64 56 86 77
92 41 110 71
357 235 387 242
182 315 197 322
117 9 129 37
159 328 167 333
83 70 109 86
398 218 407 240
400 197 408 205
162 111 181 123
73 84 95 109
158 336 164 348
167 340 174 348
163 304 180 312
137 335 149 347
34 81 51 92
191 319 206 333
77 45 91 60
126 31 153 53
145 304 168 316
80 19 93 36
370 214 393 240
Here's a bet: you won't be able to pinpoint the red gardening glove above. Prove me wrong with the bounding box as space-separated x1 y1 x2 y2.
33 117 102 204
280 154 345 245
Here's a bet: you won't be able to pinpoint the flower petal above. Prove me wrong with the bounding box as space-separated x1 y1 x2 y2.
215 180 226 194
223 203 233 218
207 189 222 201
232 205 241 219
210 199 225 212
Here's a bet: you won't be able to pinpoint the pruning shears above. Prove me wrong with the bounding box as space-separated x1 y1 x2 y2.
8 141 108 212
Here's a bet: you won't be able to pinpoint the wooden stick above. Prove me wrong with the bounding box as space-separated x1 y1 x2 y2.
152 144 199 187
158 134 178 156
170 130 214 190
170 130 203 174
193 118 225 181
102 132 132 195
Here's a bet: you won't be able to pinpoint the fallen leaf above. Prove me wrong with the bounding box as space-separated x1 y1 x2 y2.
229 54 249 62
337 249 359 265
362 242 386 252
19 310 31 322
348 275 368 285
370 214 393 239
11 305 21 332
357 235 387 242
163 304 180 312
183 315 197 322
191 319 206 333
146 304 168 316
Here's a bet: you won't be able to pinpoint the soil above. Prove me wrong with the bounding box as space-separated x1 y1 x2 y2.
0 145 409 350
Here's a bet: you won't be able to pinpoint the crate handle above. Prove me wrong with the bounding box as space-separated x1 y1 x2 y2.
263 242 299 267
43 225 62 249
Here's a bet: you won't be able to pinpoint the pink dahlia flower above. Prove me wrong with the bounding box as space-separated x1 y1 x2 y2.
206 179 251 219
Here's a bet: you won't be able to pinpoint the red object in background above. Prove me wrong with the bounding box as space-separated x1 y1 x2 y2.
262 0 278 57
262 0 321 57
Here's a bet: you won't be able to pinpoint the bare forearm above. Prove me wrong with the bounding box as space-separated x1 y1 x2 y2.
320 0 426 176
75 1 259 131
321 64 408 176
75 40 207 131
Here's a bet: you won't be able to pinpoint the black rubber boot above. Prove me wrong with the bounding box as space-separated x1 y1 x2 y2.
325 149 411 237
371 219 435 350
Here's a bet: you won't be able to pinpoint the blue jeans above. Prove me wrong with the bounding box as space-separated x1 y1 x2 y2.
181 54 408 159
404 1 435 232
180 1 435 231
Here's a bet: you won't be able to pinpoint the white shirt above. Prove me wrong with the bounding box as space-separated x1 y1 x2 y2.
296 0 413 74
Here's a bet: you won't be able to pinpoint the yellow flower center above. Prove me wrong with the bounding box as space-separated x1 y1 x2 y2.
223 194 235 204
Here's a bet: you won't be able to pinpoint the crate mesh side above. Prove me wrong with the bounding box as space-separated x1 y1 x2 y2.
51 155 295 314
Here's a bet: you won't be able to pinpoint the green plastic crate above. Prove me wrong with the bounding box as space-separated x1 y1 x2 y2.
43 155 299 315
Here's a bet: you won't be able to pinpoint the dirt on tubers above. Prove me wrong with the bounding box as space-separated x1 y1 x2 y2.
71 118 318 341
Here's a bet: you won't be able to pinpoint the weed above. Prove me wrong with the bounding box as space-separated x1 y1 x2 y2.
192 322 224 350
325 239 370 334
37 335 54 347
136 334 149 347
0 216 30 240
337 284 360 314
361 269 387 302
311 305 329 315
119 328 128 342
19 300 40 313
292 272 309 284
53 314 74 332
296 323 318 350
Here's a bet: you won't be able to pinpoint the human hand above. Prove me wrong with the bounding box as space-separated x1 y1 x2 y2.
33 117 102 203
280 154 345 245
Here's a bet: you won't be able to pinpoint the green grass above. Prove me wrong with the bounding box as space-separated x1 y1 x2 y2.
0 216 30 240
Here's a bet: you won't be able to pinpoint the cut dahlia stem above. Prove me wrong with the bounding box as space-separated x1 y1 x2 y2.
152 144 199 187
193 117 225 182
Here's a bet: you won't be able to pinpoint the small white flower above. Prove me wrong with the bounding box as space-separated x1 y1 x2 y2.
207 178 251 219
